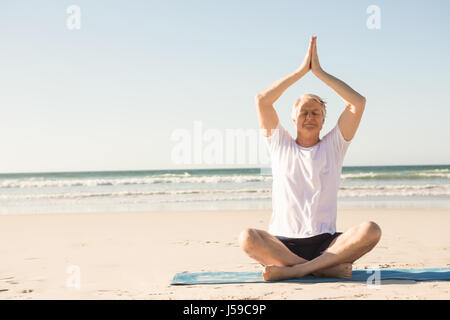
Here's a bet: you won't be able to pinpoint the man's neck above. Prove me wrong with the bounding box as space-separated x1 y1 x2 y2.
295 134 320 148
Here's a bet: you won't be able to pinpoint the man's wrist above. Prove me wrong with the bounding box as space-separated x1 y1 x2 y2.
313 67 326 79
295 67 309 78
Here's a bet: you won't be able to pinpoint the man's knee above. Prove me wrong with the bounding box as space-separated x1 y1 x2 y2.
359 221 382 244
238 228 261 251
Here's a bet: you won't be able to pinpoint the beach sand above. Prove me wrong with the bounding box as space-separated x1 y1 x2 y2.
0 208 449 300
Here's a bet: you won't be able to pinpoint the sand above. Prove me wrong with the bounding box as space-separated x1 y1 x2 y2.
0 208 449 300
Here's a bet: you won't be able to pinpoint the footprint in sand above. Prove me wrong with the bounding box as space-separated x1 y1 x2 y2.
204 241 220 245
317 296 347 300
70 242 88 248
0 276 14 281
21 289 33 293
96 289 131 297
226 242 239 247
172 240 189 245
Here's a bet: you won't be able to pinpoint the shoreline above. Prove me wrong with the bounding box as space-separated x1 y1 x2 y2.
1 202 449 217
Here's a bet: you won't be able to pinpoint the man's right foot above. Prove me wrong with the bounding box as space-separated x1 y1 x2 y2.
312 263 353 279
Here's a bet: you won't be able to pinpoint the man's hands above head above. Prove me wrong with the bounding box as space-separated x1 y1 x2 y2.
298 36 324 77
298 36 314 75
311 36 325 77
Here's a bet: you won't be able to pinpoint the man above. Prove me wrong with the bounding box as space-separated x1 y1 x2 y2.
239 36 382 281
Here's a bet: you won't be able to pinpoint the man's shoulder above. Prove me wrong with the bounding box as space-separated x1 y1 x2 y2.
321 126 336 145
321 124 338 141
266 122 294 148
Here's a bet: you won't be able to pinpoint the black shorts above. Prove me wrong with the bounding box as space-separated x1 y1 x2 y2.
275 232 342 261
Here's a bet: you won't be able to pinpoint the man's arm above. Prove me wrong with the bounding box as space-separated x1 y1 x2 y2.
311 37 366 142
316 70 366 142
256 37 314 137
255 69 307 137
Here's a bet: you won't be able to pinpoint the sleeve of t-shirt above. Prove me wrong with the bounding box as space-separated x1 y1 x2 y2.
327 122 352 163
264 121 291 156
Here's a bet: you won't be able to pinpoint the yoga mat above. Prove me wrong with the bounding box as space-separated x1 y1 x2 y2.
171 268 450 285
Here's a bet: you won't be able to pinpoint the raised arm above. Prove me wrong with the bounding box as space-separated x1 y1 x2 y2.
255 37 314 137
311 36 366 141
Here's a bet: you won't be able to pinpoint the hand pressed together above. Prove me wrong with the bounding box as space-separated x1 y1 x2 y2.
299 36 324 77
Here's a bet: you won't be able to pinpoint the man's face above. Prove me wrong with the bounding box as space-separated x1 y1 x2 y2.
293 98 325 135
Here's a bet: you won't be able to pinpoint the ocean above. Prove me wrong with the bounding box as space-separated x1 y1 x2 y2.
0 165 449 215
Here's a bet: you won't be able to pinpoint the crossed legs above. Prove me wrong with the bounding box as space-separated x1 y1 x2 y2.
239 221 382 281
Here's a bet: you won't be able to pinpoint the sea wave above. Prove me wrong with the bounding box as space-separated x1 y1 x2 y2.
0 188 271 200
1 184 449 201
339 184 450 196
340 184 449 191
0 175 273 189
341 170 450 180
0 168 448 189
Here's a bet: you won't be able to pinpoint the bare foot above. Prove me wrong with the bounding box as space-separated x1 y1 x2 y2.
262 265 310 281
262 265 292 281
312 263 353 279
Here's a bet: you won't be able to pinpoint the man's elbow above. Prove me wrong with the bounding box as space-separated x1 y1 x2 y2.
346 96 366 114
255 93 274 108
354 96 366 111
255 93 266 104
361 96 367 108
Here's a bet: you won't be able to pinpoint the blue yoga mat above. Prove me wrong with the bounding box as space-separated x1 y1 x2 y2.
171 268 450 285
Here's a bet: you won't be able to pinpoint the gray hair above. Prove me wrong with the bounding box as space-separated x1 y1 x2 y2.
292 94 327 122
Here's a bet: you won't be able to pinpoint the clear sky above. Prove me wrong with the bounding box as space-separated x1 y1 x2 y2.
1 0 449 173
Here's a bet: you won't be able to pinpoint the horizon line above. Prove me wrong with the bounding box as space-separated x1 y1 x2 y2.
0 164 449 175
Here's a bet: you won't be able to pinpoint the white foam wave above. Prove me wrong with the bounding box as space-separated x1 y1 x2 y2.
342 171 450 180
340 184 450 191
341 172 378 179
2 168 449 189
0 188 271 200
0 175 273 189
339 184 450 197
417 172 450 178
143 195 272 203
1 183 449 201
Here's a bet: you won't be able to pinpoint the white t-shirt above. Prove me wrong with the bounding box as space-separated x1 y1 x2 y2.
265 121 351 238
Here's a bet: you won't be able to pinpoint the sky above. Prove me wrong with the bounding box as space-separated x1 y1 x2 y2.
0 0 449 173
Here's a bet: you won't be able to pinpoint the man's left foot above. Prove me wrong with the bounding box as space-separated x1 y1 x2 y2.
262 263 353 281
262 265 305 281
263 265 288 281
